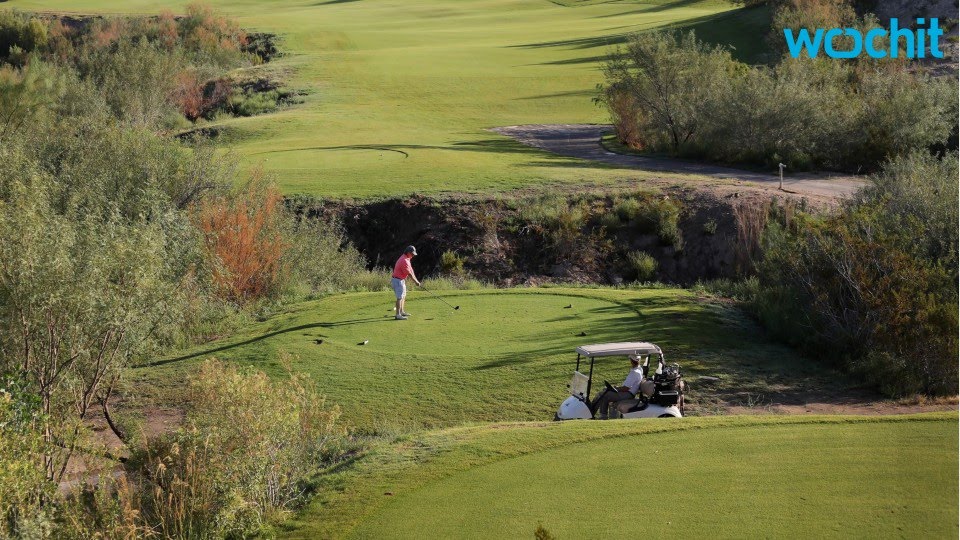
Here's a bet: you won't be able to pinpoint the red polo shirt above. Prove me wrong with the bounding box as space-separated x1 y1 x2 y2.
392 255 413 279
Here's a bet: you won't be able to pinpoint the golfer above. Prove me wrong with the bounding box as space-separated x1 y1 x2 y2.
392 245 421 320
591 355 644 419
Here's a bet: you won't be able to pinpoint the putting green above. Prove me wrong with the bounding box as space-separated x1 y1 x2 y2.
282 414 959 538
138 287 829 432
11 0 769 197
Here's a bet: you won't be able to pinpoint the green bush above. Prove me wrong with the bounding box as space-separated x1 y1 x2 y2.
518 195 591 262
613 197 641 221
77 38 184 129
440 250 466 277
227 87 282 116
702 218 717 235
132 359 346 538
0 375 53 539
625 250 658 281
635 197 683 250
750 152 958 396
601 27 957 172
599 30 733 154
597 211 622 231
0 11 48 63
283 215 370 295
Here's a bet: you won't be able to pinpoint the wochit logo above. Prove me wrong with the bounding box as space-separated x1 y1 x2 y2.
784 18 946 59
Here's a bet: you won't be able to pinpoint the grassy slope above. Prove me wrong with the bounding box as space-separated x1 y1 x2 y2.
11 0 768 198
280 413 958 539
127 288 953 537
135 287 854 433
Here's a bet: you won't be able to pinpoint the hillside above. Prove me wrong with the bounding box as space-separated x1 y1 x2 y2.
12 0 768 197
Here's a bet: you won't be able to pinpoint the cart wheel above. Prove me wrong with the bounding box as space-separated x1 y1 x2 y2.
658 413 674 418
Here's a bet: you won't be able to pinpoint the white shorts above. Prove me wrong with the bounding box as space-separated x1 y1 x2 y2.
391 277 406 299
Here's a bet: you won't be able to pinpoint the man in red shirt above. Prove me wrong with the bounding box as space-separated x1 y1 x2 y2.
392 245 421 320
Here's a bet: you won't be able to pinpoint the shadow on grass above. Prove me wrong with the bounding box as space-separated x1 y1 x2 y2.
515 89 596 100
508 6 770 66
141 318 392 368
589 0 715 18
470 299 747 372
249 138 544 157
507 32 630 50
532 55 609 66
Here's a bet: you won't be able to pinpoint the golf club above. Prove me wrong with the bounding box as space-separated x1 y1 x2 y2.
419 283 460 310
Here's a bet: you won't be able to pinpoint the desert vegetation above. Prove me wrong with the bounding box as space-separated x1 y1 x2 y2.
746 151 958 395
0 6 364 536
0 0 956 537
596 0 958 399
0 5 292 134
599 0 957 171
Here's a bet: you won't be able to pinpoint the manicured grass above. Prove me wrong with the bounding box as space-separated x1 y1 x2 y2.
135 287 852 432
12 0 766 198
280 413 958 538
124 289 953 538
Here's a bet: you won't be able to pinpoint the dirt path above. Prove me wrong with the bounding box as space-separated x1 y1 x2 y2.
493 124 868 199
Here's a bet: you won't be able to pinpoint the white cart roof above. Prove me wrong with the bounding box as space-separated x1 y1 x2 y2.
575 342 662 357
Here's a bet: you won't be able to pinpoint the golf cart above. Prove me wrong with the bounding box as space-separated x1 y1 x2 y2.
555 342 684 420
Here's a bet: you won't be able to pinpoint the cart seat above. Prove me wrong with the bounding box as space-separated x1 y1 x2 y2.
617 398 647 414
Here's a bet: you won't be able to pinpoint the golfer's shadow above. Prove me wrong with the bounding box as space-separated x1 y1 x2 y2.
315 317 393 328
140 317 391 367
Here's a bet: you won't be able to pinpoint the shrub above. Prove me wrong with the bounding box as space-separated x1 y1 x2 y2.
0 11 48 63
634 197 683 250
132 359 346 538
597 210 622 231
440 250 466 277
170 71 231 120
600 26 957 172
227 87 282 116
0 375 53 538
78 37 185 129
702 218 717 235
0 181 183 483
283 216 370 295
518 196 591 263
768 0 857 58
196 178 288 304
602 88 644 150
626 250 658 281
613 197 641 221
535 523 557 540
751 152 958 396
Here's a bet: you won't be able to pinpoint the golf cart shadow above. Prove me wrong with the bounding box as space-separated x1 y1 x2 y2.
556 342 684 420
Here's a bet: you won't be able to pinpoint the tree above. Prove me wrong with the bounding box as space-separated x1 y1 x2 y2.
0 182 180 481
600 31 733 154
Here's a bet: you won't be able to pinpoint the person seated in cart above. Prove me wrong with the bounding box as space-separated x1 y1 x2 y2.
591 355 645 419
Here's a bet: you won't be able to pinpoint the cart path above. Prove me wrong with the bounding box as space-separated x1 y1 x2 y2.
492 124 867 199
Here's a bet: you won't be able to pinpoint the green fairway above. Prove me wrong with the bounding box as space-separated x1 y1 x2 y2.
12 0 768 197
281 414 958 538
138 287 847 432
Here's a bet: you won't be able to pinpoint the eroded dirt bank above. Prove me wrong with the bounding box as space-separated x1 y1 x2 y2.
292 181 829 286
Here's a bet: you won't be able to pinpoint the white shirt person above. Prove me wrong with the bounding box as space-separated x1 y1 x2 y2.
591 356 645 419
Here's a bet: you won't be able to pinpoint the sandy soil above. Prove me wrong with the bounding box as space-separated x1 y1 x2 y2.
493 124 868 200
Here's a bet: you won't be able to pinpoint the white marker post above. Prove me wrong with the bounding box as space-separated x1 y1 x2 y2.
778 163 786 191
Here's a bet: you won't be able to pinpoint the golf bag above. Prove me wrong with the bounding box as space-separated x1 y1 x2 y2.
652 363 683 408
